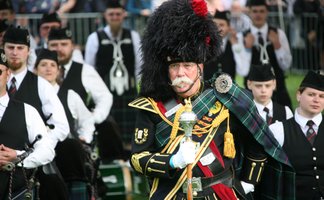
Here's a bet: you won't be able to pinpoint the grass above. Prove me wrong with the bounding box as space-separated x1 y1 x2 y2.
235 71 305 110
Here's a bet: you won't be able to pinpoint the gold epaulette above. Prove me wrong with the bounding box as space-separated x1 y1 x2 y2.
128 97 158 114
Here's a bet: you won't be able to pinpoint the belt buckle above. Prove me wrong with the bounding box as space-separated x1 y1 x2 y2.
182 177 203 194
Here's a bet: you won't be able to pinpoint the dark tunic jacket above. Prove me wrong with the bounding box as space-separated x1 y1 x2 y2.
283 117 324 200
129 79 295 200
0 100 28 199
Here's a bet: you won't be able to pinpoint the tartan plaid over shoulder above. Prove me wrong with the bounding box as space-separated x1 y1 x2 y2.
213 80 296 200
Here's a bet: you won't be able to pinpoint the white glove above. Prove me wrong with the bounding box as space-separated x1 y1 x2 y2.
240 181 255 194
170 140 196 169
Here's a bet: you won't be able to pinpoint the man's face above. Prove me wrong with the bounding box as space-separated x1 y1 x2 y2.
297 87 324 117
249 5 268 28
168 62 202 98
0 64 10 95
39 22 61 39
35 59 59 85
0 9 14 23
48 39 73 65
104 8 125 28
213 19 230 37
4 42 29 72
247 80 276 105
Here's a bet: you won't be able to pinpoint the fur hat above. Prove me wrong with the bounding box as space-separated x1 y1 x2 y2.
106 0 124 9
3 27 30 47
139 0 222 101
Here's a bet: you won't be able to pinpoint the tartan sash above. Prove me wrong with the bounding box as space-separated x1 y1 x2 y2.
212 82 292 167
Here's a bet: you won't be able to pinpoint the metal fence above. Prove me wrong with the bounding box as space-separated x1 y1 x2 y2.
16 12 323 71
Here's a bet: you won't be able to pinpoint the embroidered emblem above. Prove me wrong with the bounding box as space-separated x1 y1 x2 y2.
208 101 222 116
214 74 232 93
135 128 148 144
65 29 72 38
1 53 6 63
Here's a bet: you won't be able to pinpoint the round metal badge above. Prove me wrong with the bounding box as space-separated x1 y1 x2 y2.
214 74 233 93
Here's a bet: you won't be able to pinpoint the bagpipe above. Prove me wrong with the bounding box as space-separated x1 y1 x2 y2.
1 134 42 200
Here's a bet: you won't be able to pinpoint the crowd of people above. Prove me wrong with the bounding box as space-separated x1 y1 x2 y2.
0 0 323 199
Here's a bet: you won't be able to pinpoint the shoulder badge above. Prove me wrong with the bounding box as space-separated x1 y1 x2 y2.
214 74 232 94
128 97 158 114
134 128 149 144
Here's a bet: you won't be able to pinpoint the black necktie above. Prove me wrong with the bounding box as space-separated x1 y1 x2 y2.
306 120 316 145
258 31 264 46
263 107 272 125
8 77 17 97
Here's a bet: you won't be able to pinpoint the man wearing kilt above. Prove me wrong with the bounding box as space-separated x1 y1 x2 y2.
129 0 295 199
85 0 142 146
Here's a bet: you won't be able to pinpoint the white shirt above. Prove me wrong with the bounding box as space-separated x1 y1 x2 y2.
269 109 322 146
229 32 251 77
84 25 142 83
244 23 292 71
62 60 113 124
8 67 70 147
53 84 95 144
0 93 55 168
254 100 293 122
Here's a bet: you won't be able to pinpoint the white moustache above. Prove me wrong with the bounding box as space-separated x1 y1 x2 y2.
171 77 194 88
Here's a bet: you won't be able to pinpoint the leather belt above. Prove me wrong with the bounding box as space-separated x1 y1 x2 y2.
182 168 233 194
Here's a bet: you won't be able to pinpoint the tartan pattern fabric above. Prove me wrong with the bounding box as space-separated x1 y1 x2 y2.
110 89 138 144
66 181 89 200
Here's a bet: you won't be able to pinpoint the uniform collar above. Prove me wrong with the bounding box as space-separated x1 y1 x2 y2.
254 100 273 115
8 67 28 89
251 23 268 37
295 109 322 128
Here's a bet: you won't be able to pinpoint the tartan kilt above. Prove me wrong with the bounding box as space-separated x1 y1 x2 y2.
66 181 89 200
110 88 138 144
255 157 296 200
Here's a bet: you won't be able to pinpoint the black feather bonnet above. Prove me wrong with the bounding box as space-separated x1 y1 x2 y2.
139 0 222 101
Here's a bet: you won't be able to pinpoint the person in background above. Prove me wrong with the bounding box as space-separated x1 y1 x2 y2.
3 26 70 200
247 62 293 125
0 49 55 200
230 0 251 33
36 13 61 50
85 0 142 147
48 28 115 160
243 0 293 109
204 9 249 80
34 48 96 200
129 0 295 199
269 71 324 200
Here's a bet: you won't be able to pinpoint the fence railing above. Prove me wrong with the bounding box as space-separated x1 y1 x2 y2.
16 12 323 71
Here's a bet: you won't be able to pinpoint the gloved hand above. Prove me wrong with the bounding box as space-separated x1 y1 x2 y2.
240 181 255 194
170 140 196 169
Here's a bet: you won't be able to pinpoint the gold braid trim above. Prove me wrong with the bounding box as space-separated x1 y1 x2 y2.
131 151 151 174
223 114 236 158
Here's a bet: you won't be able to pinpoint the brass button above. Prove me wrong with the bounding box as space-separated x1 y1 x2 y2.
193 191 198 197
313 157 317 161
313 147 316 151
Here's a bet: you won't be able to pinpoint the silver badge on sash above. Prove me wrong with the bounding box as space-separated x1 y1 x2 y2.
215 74 232 93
